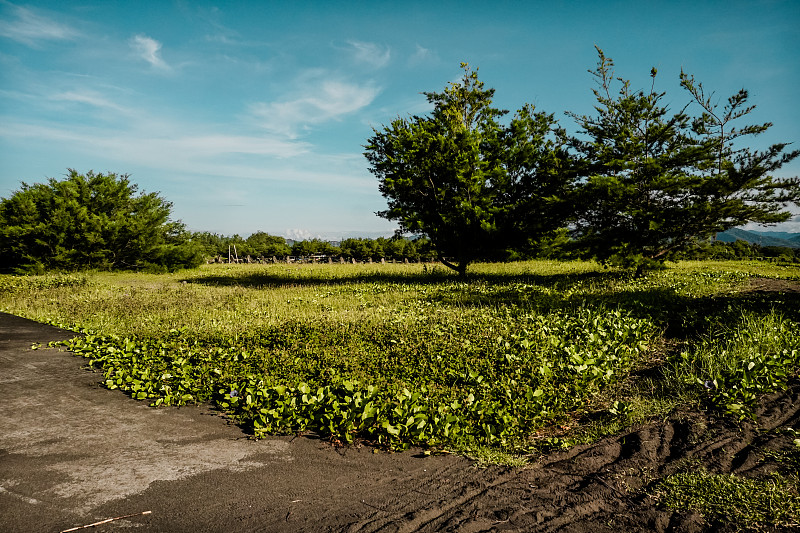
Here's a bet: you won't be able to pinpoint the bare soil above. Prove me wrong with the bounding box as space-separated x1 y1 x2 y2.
2 311 799 532
745 277 800 294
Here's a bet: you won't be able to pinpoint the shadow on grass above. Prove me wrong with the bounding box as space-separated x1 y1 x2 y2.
183 268 620 289
457 282 800 337
183 267 800 339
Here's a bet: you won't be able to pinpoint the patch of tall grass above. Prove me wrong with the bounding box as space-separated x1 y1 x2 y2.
658 470 800 530
665 310 800 418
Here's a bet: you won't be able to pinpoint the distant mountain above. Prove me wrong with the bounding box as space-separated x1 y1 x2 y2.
716 228 800 249
747 230 800 241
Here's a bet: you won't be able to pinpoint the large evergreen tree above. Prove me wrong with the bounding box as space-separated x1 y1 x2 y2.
569 48 800 270
0 169 203 273
365 64 574 276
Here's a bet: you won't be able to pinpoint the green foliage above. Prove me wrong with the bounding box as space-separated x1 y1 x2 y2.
667 311 800 419
364 52 797 273
678 238 800 263
337 237 436 262
191 231 291 260
0 169 203 273
570 47 800 270
246 231 291 257
365 63 574 276
291 238 338 257
658 470 800 530
189 233 437 263
338 237 379 261
51 304 657 451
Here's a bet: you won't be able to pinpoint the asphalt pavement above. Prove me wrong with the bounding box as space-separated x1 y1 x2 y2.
0 312 462 532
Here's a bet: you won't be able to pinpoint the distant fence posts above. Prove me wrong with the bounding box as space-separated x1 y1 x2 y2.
207 253 436 265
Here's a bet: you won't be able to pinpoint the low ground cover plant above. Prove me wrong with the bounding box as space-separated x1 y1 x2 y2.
51 305 655 449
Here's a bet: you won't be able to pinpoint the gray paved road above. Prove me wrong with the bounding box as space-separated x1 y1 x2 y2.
0 312 465 532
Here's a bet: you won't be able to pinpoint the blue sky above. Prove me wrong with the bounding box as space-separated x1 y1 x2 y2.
1 0 799 239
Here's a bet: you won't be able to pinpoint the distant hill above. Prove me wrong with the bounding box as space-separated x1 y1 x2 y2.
751 231 800 241
716 228 800 249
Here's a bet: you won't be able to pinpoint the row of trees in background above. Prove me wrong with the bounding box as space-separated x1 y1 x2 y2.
191 232 437 262
365 49 799 275
198 232 799 264
680 240 800 263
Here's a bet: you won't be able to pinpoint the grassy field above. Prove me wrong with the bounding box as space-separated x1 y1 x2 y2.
3 259 800 529
2 259 798 454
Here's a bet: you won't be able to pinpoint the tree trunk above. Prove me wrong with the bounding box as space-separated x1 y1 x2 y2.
439 254 469 277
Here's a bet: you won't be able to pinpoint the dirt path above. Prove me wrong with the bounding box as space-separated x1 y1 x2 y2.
2 312 798 532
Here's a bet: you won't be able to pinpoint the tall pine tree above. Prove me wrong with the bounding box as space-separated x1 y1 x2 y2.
569 47 799 271
365 64 574 275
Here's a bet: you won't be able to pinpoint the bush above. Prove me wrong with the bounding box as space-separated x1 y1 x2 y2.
0 169 202 272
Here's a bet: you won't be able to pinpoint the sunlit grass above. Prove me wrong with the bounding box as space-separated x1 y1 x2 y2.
3 260 796 336
658 470 800 530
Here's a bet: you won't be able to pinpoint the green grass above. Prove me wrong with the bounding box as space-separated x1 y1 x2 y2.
658 470 800 531
1 260 798 455
665 310 800 419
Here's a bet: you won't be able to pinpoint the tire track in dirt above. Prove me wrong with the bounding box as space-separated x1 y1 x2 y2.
342 379 800 532
347 464 521 532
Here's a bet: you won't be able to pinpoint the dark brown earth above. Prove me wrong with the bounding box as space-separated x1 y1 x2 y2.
746 277 800 294
2 311 799 532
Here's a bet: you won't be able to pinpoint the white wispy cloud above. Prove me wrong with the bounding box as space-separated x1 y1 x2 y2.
193 5 246 46
165 134 311 159
285 228 320 241
130 34 169 70
0 121 311 163
0 2 78 46
250 77 380 138
49 90 132 115
347 40 391 68
0 119 387 194
409 44 435 65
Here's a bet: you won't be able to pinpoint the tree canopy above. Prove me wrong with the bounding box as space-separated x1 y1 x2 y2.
0 169 203 273
568 48 800 269
365 64 574 275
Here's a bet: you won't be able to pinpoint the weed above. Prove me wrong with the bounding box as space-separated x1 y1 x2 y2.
666 311 800 419
657 469 800 530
